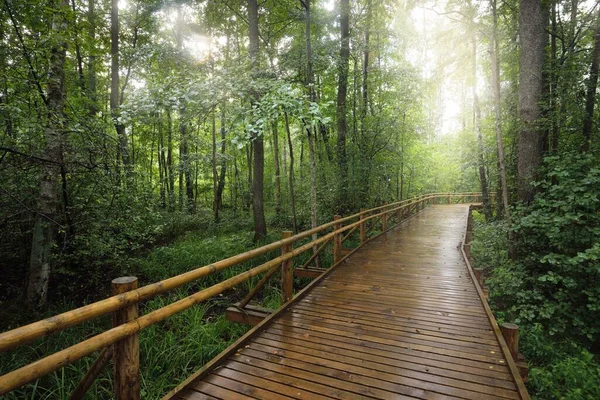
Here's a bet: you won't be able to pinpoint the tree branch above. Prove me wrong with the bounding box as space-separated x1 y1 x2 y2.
2 0 48 106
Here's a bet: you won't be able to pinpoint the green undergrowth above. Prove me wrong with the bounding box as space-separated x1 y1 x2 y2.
0 219 327 398
470 211 600 399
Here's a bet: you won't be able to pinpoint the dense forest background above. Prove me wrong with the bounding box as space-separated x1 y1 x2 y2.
1 0 600 398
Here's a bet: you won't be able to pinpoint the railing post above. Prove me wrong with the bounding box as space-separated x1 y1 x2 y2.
333 215 342 263
382 203 388 232
447 193 451 204
111 277 140 400
359 208 366 244
500 323 519 360
473 268 484 288
281 231 294 303
433 195 437 205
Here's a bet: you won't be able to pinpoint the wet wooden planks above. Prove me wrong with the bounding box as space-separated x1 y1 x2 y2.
171 205 526 400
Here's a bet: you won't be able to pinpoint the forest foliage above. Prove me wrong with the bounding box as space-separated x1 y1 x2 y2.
2 0 600 398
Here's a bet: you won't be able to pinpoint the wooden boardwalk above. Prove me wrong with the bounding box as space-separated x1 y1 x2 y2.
168 205 527 400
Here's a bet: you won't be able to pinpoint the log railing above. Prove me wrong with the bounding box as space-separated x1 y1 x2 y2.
0 192 489 398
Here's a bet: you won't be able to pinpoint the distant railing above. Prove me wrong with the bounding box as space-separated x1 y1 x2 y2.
0 192 488 398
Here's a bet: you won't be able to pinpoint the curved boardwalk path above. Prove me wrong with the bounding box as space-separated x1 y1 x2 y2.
167 205 527 400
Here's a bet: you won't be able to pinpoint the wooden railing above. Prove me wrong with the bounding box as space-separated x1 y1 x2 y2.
0 192 487 398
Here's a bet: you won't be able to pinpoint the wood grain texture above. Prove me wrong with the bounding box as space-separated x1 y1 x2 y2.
174 205 528 400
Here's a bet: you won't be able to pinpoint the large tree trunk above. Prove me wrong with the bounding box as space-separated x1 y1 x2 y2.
582 5 600 152
491 0 510 219
472 37 491 220
517 0 548 203
110 0 129 176
248 0 267 240
27 0 69 307
336 0 350 213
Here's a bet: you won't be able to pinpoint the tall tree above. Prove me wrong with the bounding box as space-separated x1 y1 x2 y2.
517 0 548 203
336 0 350 213
302 0 320 265
111 0 129 177
490 0 510 219
472 36 491 219
248 0 267 240
582 3 600 152
27 0 69 306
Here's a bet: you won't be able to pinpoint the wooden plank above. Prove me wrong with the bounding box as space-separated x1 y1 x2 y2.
195 373 293 399
239 343 519 399
226 304 272 326
294 268 326 279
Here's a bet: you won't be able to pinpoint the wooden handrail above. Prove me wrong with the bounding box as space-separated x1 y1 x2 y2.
0 196 428 352
0 192 488 396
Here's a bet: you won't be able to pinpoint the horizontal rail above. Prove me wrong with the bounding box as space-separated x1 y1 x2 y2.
0 192 488 395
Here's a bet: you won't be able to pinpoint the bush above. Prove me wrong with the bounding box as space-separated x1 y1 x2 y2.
469 152 600 399
512 152 600 344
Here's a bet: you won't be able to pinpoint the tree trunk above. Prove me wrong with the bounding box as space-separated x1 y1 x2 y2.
273 121 281 215
181 105 194 212
336 0 350 213
87 0 97 115
472 37 491 220
247 0 267 240
549 1 559 152
214 108 227 220
285 112 298 233
212 111 219 220
27 0 69 307
517 0 548 203
491 0 510 219
158 114 166 208
110 0 129 176
362 0 371 127
303 0 320 265
166 109 175 210
582 5 600 152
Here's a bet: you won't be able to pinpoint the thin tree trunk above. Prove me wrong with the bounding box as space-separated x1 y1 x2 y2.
303 0 320 265
87 0 97 115
215 108 227 220
273 121 281 215
212 110 218 219
70 0 85 91
582 4 600 152
491 0 510 219
110 0 128 177
472 37 491 220
27 0 69 307
362 0 371 126
167 109 175 211
180 105 193 212
285 112 298 233
550 1 558 152
336 0 350 213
